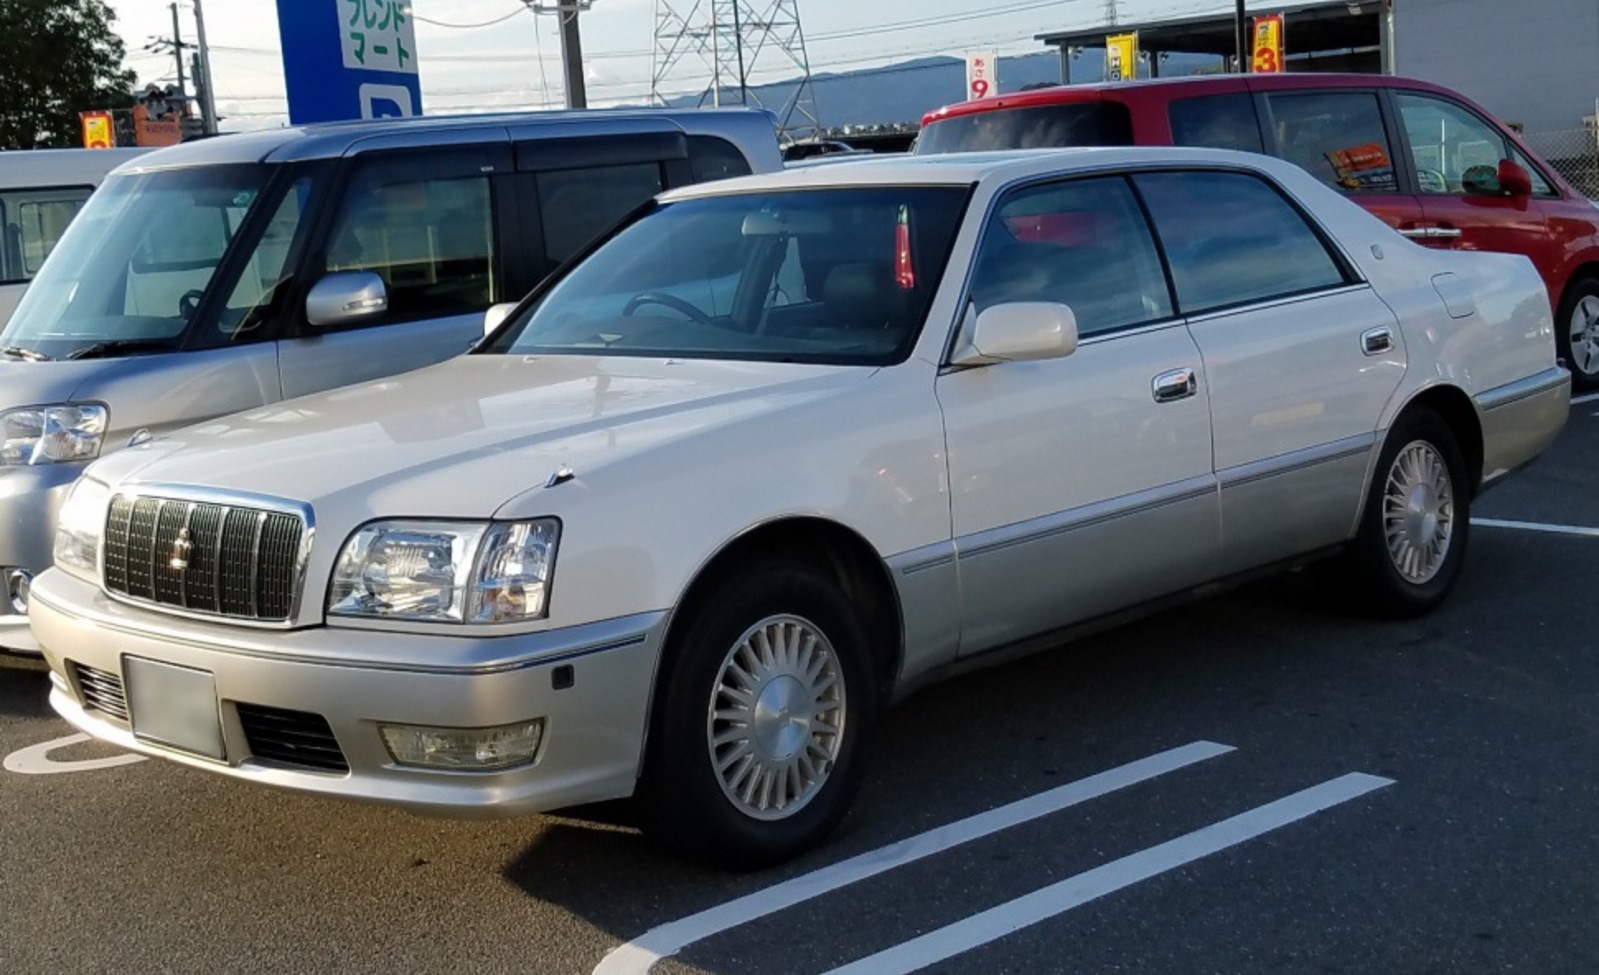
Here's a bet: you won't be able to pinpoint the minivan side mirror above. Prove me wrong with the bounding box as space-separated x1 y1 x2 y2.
483 302 518 338
305 272 388 328
949 302 1079 367
1497 158 1534 201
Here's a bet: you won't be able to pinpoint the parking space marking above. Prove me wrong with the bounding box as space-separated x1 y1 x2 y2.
1472 517 1599 539
592 740 1234 975
3 732 147 775
821 772 1394 975
1570 391 1599 406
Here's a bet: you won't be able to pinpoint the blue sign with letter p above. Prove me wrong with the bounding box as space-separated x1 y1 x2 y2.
276 0 423 124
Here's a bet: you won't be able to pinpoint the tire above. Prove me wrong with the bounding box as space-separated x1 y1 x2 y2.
1557 276 1599 390
1337 409 1471 618
640 561 879 869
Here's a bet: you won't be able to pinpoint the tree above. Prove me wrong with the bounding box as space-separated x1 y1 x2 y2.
0 0 137 149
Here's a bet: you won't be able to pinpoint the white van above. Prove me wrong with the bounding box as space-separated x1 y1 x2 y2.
0 148 149 325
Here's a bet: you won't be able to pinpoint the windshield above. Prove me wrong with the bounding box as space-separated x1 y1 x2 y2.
1 164 271 359
490 186 970 366
915 102 1134 154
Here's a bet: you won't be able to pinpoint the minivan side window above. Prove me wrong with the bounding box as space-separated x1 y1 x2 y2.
1265 91 1398 194
687 135 754 183
1394 92 1540 196
535 162 665 276
1169 94 1265 154
1133 170 1349 313
969 176 1172 336
0 186 92 284
325 159 496 324
207 176 316 344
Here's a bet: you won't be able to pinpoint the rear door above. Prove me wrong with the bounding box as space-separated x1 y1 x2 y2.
277 145 513 399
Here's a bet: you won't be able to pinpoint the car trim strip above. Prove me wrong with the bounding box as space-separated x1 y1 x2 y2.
1474 366 1571 412
954 474 1217 562
1216 433 1378 490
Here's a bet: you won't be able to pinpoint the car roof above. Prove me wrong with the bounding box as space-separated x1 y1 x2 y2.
662 145 1290 197
922 72 1462 126
0 147 150 186
114 107 777 171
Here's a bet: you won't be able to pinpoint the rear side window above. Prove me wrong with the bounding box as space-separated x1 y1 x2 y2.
1169 94 1264 154
536 162 665 275
1133 170 1349 313
1265 91 1398 194
0 186 92 283
914 102 1134 154
687 135 753 183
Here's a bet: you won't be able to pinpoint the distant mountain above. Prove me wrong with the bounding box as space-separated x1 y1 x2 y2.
665 49 1223 130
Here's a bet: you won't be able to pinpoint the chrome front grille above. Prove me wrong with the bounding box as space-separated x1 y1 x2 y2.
75 663 129 721
103 493 307 623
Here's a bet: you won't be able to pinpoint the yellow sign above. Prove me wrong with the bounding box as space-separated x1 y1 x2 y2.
1252 14 1285 73
1105 32 1138 83
79 111 114 149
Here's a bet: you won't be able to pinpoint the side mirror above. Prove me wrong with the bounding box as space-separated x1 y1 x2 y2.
1497 158 1534 200
305 272 388 328
949 302 1079 367
483 302 517 338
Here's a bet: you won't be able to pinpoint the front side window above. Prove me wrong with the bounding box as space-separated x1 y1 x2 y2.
969 176 1172 337
0 186 92 284
535 162 664 275
914 102 1134 154
325 159 496 324
1395 93 1513 196
208 176 316 344
1134 170 1349 313
1266 91 1398 194
490 186 970 366
1169 94 1265 154
1 164 271 359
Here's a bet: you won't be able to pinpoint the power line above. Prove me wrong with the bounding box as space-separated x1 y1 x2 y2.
411 6 530 28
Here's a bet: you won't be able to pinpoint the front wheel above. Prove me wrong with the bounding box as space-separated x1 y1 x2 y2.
1337 409 1470 618
640 562 879 868
1557 276 1599 389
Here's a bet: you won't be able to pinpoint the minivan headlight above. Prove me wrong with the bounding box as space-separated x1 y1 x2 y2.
1 404 107 466
54 477 111 582
328 519 559 624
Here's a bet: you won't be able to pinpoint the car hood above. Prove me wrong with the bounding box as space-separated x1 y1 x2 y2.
96 354 873 518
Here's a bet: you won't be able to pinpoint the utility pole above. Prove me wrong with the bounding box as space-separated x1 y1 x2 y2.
168 3 187 98
528 2 592 109
192 0 219 132
1235 0 1249 73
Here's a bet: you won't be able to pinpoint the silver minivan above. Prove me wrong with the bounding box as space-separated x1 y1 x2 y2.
0 109 781 652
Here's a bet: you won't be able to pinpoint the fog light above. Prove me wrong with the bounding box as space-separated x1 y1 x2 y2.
380 719 544 771
5 569 31 616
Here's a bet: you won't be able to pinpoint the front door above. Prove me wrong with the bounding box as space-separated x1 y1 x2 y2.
936 175 1218 658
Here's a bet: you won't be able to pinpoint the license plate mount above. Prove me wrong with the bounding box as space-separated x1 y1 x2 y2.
125 656 226 761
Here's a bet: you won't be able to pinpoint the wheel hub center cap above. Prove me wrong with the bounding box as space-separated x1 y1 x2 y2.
1406 484 1440 545
753 675 810 761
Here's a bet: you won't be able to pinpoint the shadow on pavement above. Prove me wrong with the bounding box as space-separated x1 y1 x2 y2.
0 653 56 720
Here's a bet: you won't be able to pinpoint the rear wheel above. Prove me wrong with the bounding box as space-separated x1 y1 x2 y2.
1337 409 1471 618
1557 276 1599 389
640 561 879 868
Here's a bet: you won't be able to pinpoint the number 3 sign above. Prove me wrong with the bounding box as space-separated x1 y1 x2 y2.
1252 14 1285 73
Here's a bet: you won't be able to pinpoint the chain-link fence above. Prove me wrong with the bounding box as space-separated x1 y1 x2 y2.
1521 127 1599 198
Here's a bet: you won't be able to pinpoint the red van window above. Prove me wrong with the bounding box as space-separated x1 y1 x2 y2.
915 102 1134 154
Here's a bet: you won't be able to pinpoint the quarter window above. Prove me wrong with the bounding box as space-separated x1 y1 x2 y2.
687 135 754 183
0 186 92 284
1395 93 1513 195
210 177 315 343
1266 91 1398 194
535 162 664 276
1133 170 1349 313
325 159 496 324
969 176 1172 337
1169 94 1265 154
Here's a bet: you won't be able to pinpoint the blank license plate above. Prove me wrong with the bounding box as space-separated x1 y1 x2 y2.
126 657 226 761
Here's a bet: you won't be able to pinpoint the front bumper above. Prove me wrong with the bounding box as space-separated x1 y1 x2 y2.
31 569 667 817
0 462 86 653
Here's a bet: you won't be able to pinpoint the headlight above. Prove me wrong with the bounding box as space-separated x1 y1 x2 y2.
1 404 107 466
328 518 559 624
53 477 111 582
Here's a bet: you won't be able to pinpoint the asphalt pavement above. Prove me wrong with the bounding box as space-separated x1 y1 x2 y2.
3 396 1596 975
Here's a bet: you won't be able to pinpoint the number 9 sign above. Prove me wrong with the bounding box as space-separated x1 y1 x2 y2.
970 78 990 99
966 50 998 102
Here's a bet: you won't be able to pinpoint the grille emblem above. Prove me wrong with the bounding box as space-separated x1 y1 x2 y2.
169 527 193 571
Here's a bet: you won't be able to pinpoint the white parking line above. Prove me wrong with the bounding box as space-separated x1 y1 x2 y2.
1570 391 1599 406
820 772 1394 975
1472 517 1599 538
592 740 1234 975
3 732 147 774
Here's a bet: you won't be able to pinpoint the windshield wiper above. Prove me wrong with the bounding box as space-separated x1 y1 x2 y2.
65 339 180 361
0 345 51 362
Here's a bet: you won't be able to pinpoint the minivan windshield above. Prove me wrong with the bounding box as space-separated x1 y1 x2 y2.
0 164 270 359
915 102 1135 154
490 186 969 366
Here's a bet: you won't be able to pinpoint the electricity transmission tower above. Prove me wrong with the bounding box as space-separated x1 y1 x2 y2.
651 1 821 142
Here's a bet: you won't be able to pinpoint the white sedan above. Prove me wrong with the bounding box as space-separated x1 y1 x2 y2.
31 148 1569 867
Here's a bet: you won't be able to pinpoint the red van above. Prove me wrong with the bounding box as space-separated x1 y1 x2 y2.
919 73 1599 387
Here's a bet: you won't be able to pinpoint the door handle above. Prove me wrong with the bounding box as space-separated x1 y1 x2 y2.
1152 368 1197 403
1361 326 1394 356
1397 226 1432 239
1430 225 1463 239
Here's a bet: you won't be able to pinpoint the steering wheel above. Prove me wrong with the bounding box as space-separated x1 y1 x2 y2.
621 292 715 328
1416 168 1449 194
178 289 206 320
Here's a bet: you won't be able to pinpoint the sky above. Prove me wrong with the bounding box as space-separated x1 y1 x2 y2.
108 0 1272 128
